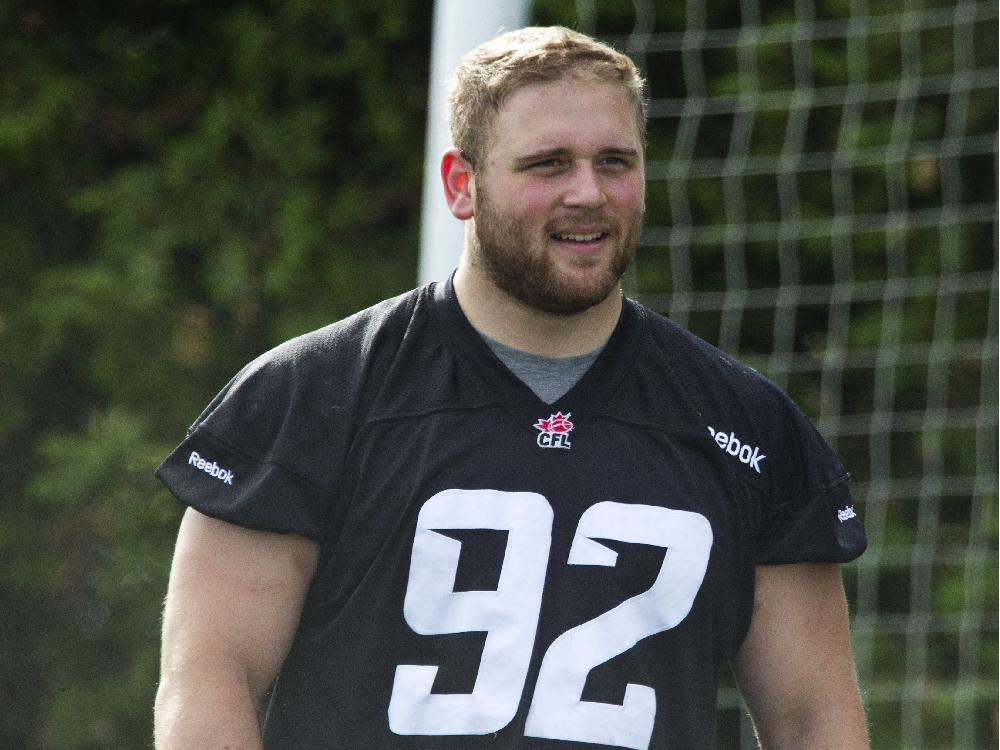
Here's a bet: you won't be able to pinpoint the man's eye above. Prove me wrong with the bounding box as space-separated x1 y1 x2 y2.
532 159 564 169
599 156 632 168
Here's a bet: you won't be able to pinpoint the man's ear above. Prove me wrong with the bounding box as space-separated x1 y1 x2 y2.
441 148 475 220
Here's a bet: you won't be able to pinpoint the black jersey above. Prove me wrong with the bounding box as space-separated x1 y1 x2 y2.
156 278 866 749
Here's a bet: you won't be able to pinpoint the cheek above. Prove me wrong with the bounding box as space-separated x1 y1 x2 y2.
614 177 647 212
499 184 558 222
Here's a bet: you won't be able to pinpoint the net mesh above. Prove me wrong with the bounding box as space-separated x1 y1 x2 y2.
535 0 999 746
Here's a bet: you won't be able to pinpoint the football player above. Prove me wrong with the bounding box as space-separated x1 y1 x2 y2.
154 26 869 750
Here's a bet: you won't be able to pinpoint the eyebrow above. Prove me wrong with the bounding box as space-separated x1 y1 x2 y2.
513 147 641 168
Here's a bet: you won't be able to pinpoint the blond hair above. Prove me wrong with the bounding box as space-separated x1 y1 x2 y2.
448 26 647 166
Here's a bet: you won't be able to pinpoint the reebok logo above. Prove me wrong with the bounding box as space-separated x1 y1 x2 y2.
838 505 858 523
707 427 766 474
188 451 235 485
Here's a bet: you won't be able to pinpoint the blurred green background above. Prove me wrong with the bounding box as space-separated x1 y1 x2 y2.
1 1 995 748
2 3 429 746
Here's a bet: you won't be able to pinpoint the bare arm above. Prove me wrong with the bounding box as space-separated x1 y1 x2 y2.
734 562 869 750
154 508 319 750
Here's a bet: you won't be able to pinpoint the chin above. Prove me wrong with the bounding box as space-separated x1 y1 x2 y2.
529 277 622 316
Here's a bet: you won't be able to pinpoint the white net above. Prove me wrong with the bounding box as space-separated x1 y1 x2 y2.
535 0 998 746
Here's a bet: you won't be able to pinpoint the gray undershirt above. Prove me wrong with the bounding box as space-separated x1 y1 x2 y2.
482 334 604 404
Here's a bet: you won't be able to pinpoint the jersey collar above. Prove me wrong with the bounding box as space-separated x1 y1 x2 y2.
431 275 642 436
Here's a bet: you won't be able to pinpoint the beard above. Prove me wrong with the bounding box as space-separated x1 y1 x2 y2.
470 185 642 316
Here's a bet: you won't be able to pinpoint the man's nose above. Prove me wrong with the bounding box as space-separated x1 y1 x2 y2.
562 163 607 208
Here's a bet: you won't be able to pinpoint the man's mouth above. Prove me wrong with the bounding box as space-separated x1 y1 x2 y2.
551 231 606 242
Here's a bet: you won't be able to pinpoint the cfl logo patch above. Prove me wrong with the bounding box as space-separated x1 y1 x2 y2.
706 426 767 474
534 412 574 450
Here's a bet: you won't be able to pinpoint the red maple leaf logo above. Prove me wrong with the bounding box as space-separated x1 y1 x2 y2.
534 411 574 434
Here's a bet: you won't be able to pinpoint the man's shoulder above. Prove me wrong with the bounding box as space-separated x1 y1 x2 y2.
278 285 429 361
631 299 848 482
231 285 432 383
626 300 807 462
213 284 433 412
633 300 776 397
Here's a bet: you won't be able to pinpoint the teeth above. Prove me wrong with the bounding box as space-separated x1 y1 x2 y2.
555 232 602 242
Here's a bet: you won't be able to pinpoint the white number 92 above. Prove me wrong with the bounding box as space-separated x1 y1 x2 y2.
388 488 713 750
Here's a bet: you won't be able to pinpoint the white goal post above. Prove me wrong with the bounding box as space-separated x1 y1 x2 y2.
418 0 530 285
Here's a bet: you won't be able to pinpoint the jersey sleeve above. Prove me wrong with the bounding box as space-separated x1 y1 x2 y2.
155 336 351 541
641 309 867 567
754 393 867 565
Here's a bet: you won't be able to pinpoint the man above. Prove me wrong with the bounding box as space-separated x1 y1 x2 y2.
154 26 869 749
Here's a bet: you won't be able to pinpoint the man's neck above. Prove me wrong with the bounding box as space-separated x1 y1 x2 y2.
452 261 623 358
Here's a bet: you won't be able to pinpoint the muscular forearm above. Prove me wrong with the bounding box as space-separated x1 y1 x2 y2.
751 699 869 750
155 511 318 749
736 563 869 750
154 668 264 750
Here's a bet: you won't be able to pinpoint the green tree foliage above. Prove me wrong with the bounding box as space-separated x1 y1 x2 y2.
0 2 429 746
